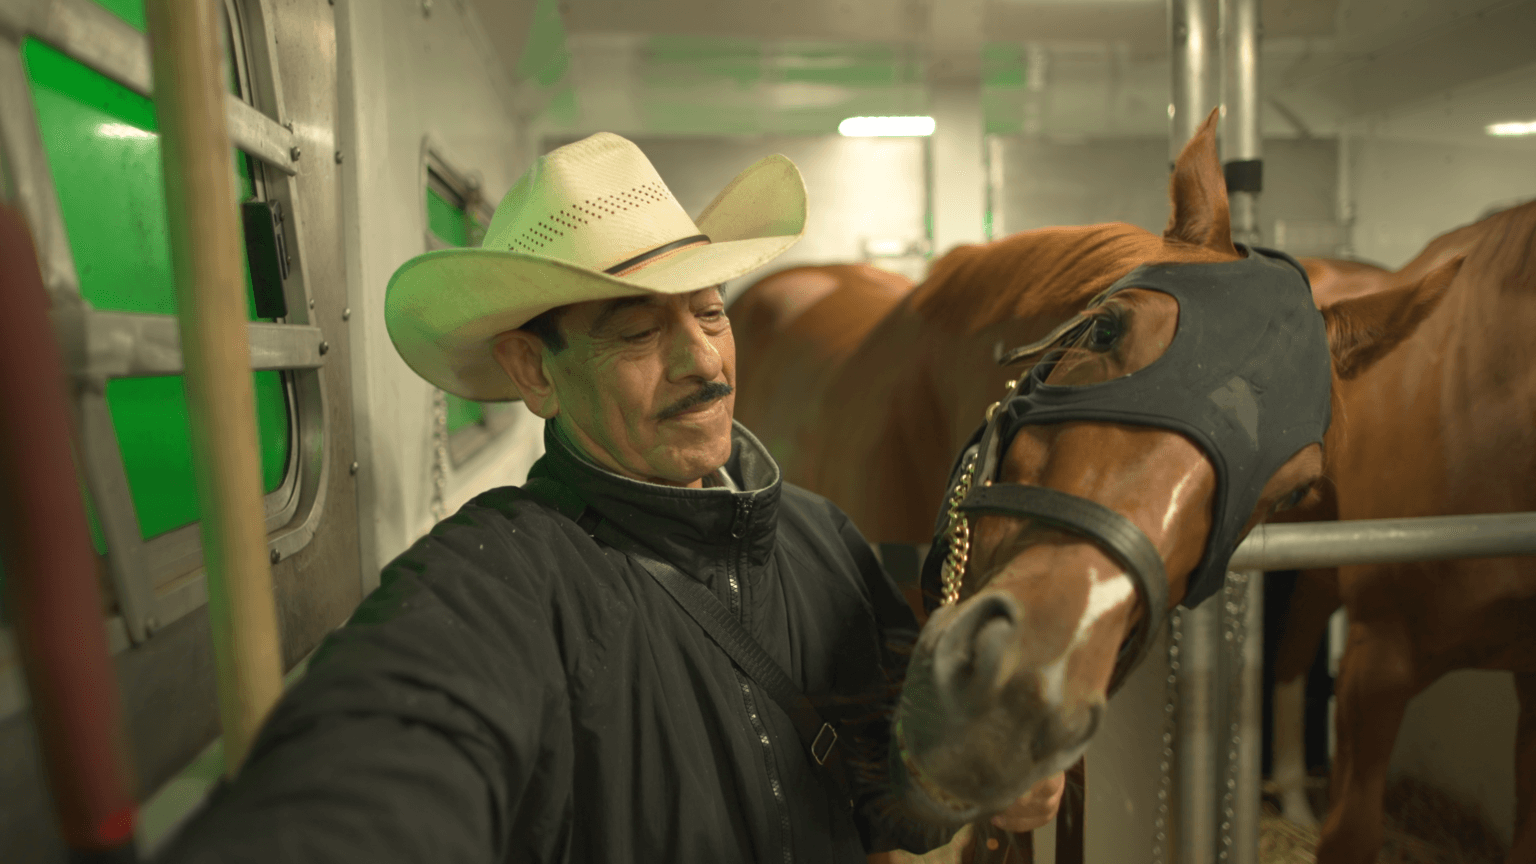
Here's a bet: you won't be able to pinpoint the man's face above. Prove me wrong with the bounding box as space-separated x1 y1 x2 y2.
536 287 736 487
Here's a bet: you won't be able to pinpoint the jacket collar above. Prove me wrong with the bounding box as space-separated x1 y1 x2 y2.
531 419 783 572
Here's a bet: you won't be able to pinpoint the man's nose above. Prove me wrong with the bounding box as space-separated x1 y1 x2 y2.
667 317 723 380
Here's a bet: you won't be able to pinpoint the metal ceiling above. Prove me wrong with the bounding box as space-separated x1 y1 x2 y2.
463 0 1536 145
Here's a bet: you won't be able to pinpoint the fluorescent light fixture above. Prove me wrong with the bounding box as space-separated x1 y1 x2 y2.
96 122 154 140
838 116 936 137
1487 120 1536 137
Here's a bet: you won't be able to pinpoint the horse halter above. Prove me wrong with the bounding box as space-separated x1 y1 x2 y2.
922 245 1333 694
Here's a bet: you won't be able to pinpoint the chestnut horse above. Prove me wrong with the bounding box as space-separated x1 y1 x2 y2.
731 113 1466 859
1262 203 1536 864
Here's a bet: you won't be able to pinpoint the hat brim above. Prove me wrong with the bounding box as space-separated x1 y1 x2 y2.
386 153 806 402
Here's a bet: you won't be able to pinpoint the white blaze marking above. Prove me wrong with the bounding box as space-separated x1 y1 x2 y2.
1039 567 1136 706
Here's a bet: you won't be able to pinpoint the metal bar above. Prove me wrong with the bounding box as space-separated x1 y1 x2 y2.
146 0 282 775
225 94 296 175
1169 0 1221 159
1230 512 1536 571
55 309 325 377
1176 600 1219 864
0 35 82 299
39 0 151 94
77 388 158 643
28 0 298 175
1222 0 1261 245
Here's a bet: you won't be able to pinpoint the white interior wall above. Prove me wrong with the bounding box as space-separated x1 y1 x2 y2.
991 136 1340 255
543 134 930 299
338 0 544 588
1348 135 1536 268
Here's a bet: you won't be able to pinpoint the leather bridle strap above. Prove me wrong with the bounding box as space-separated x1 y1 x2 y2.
957 484 1169 694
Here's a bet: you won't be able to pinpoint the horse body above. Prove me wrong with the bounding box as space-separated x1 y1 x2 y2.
732 114 1529 863
1271 203 1536 863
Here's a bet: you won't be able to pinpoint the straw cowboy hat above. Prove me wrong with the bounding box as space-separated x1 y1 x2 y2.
385 132 807 401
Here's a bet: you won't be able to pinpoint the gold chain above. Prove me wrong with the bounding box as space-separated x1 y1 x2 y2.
939 450 979 606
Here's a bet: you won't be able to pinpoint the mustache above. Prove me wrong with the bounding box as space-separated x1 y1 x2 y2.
657 381 734 420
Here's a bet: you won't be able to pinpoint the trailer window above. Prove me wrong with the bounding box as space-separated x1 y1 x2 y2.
21 27 292 539
424 160 504 449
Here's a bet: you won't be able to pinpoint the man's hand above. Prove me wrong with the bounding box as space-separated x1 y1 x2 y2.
990 772 1066 833
867 824 975 864
865 772 1067 864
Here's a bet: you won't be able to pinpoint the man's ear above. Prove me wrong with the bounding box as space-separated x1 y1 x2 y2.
492 330 560 418
1319 256 1463 380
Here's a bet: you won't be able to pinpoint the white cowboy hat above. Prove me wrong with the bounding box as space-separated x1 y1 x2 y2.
385 132 807 401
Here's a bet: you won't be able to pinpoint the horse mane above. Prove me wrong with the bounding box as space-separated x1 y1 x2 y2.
1464 198 1536 296
908 223 1172 336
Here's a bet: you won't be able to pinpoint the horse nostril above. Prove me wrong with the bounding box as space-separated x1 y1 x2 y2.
1032 700 1106 763
933 593 1021 704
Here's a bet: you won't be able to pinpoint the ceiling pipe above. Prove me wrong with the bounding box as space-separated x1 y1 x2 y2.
1170 0 1221 162
144 0 284 775
1168 3 1222 864
1224 0 1263 246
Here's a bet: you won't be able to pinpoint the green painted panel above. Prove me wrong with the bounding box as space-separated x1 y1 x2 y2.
446 396 484 435
24 36 293 542
93 0 146 33
426 187 468 248
108 373 289 539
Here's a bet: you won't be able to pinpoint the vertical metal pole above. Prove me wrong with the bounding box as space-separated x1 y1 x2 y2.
1177 598 1219 864
146 0 284 775
1169 5 1222 862
1169 0 1220 160
1217 572 1263 864
1223 0 1262 245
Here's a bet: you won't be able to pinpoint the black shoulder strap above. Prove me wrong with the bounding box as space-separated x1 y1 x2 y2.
514 479 845 774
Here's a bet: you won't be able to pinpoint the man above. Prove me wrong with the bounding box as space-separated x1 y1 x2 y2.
161 133 1061 863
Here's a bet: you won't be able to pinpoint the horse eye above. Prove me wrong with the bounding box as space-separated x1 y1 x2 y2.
1276 482 1314 512
1086 314 1122 351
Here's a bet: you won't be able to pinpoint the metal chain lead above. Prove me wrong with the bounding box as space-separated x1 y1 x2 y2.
939 450 979 606
1154 607 1181 864
430 388 449 522
1218 571 1249 863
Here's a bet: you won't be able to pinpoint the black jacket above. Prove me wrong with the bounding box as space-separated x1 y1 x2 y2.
161 422 919 863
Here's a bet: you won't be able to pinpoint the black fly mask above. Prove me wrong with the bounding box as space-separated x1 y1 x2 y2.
921 245 1332 693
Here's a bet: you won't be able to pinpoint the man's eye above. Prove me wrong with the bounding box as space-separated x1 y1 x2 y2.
698 308 727 322
623 328 659 343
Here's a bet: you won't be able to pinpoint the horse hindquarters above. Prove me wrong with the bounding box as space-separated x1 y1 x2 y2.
1315 620 1421 864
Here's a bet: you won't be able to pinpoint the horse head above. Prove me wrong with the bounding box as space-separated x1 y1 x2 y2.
889 110 1464 830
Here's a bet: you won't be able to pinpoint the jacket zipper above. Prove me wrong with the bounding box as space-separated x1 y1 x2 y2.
729 497 792 864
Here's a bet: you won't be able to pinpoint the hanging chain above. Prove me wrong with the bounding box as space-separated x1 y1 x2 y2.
429 388 450 522
1218 571 1250 863
1154 606 1181 864
939 450 979 606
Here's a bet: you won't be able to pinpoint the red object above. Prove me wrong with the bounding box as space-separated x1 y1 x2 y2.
0 203 138 853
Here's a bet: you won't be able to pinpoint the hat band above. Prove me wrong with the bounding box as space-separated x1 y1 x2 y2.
603 234 711 277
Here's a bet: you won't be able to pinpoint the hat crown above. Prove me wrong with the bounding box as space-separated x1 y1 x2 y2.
483 133 701 272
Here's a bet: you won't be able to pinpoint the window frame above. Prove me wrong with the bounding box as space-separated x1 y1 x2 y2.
418 135 516 468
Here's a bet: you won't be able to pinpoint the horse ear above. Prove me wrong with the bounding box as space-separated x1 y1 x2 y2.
1319 256 1464 380
1164 109 1236 256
